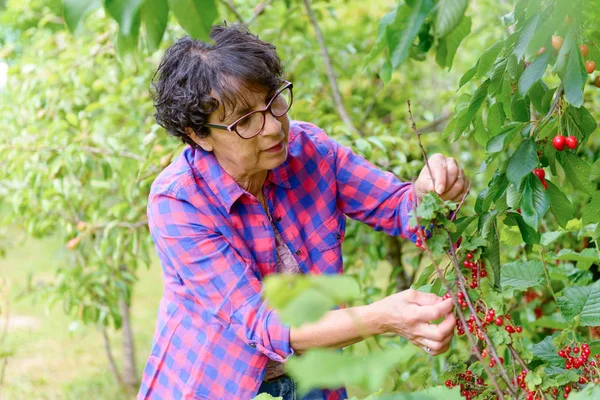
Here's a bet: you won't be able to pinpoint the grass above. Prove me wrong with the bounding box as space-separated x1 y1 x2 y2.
0 228 163 399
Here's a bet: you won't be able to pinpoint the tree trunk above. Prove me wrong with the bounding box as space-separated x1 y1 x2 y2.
102 327 126 389
119 297 139 392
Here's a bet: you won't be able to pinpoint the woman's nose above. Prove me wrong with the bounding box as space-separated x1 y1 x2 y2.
261 112 282 136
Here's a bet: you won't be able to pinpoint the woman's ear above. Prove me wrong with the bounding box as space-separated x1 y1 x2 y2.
185 127 213 152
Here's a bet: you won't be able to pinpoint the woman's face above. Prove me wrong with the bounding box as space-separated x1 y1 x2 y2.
190 82 290 183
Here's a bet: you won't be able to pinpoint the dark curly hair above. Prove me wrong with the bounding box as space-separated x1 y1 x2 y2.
151 23 284 149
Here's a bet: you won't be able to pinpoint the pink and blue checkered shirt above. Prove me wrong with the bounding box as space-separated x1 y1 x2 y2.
139 121 417 400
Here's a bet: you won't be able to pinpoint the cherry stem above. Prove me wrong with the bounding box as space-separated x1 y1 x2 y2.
407 100 436 195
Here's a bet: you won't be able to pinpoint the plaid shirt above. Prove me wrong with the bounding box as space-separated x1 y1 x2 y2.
139 121 417 400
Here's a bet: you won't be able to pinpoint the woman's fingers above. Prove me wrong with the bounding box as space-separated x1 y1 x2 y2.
415 297 454 322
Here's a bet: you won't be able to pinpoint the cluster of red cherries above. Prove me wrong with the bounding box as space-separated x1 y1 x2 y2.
461 252 487 289
445 370 486 400
552 135 578 152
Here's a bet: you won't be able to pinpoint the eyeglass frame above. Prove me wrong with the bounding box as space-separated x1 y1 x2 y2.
203 80 294 140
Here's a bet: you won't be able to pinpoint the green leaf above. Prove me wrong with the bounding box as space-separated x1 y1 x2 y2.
456 79 489 132
558 32 587 107
434 0 468 38
105 0 145 36
486 122 523 154
475 172 509 213
563 104 597 143
63 0 101 32
488 58 507 95
479 212 501 288
115 10 141 55
513 14 540 60
458 61 477 88
376 386 463 400
435 15 471 70
541 231 564 246
168 0 217 41
531 336 564 365
518 51 548 96
508 213 541 244
555 248 600 271
521 173 550 229
545 180 574 229
558 152 594 195
141 0 168 52
590 159 600 183
583 192 600 225
263 275 360 327
477 41 504 78
287 348 408 394
507 138 538 187
557 281 600 326
501 260 544 290
386 0 435 68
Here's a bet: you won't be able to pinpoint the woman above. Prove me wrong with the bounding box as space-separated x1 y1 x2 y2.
139 23 469 400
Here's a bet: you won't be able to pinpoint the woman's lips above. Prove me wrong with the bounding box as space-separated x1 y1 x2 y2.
265 141 283 153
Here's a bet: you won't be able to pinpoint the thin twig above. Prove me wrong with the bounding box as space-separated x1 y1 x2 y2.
219 0 246 25
302 0 363 137
246 0 275 26
508 343 528 371
407 100 435 190
539 249 558 303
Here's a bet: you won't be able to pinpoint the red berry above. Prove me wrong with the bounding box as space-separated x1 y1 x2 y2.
552 135 566 151
516 326 523 333
552 36 563 51
565 136 578 150
506 325 515 333
580 44 589 57
445 379 453 387
586 60 596 74
495 317 503 326
466 252 473 260
480 270 487 277
532 168 545 184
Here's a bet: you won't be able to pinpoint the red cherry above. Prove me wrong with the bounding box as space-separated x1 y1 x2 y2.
565 136 578 150
552 135 566 151
532 168 545 184
586 60 596 74
552 36 564 51
580 44 589 58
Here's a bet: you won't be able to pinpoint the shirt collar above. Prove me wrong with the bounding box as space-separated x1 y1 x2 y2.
189 146 295 213
190 146 246 213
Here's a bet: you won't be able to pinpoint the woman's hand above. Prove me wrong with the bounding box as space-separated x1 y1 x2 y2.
414 153 469 204
372 289 456 355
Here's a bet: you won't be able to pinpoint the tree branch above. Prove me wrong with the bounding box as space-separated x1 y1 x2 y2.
247 0 275 26
219 0 246 25
302 0 364 137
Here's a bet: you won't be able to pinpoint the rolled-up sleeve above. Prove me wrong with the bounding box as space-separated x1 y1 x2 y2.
305 124 418 241
148 189 294 363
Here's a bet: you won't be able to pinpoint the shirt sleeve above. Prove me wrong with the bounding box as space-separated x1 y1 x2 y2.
148 189 294 363
306 123 419 242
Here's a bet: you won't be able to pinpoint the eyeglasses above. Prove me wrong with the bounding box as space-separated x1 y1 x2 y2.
204 81 293 140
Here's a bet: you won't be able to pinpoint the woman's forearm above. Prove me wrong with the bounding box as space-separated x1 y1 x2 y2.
289 304 384 354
